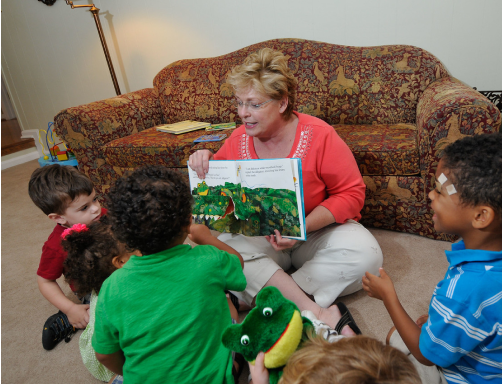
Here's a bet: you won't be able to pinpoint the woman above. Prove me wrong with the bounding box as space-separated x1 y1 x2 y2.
189 48 382 335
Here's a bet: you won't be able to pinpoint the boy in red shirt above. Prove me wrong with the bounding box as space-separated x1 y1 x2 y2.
28 164 106 350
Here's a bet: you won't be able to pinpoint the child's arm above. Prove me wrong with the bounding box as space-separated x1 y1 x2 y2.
362 268 433 366
37 276 90 328
188 224 244 269
95 351 125 375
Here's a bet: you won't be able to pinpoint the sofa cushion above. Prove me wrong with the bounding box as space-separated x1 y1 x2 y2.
103 127 236 168
334 124 419 175
104 123 418 176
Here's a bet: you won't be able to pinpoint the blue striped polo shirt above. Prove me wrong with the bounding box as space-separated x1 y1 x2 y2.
419 240 502 383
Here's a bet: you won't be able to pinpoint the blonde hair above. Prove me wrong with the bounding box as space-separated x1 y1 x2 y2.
279 336 421 384
227 48 297 119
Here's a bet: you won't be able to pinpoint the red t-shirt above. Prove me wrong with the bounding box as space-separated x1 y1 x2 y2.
214 112 365 223
36 207 108 281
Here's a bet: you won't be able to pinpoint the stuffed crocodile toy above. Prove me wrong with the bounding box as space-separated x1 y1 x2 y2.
221 286 315 384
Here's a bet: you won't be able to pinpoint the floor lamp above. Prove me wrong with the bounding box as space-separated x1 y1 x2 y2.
65 1 121 96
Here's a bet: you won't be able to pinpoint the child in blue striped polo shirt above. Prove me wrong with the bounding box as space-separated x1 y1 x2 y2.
363 133 502 384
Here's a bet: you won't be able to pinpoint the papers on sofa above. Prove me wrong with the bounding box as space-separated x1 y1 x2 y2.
188 158 306 240
156 120 211 134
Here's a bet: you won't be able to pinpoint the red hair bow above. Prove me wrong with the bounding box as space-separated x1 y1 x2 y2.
61 223 88 240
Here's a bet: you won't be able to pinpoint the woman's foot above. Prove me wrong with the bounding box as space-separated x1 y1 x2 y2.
318 304 356 336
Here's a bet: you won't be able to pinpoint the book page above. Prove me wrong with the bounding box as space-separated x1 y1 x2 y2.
189 161 240 228
236 158 305 240
188 161 239 190
238 158 295 191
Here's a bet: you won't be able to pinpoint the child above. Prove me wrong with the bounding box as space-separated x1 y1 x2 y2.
250 335 421 384
363 133 502 384
28 164 107 350
92 165 246 383
61 219 135 383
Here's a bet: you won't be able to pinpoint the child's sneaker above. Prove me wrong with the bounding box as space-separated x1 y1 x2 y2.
42 311 76 350
301 310 345 343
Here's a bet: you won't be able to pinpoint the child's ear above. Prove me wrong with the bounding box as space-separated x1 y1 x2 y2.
112 254 131 269
472 206 495 229
48 213 67 226
111 256 122 269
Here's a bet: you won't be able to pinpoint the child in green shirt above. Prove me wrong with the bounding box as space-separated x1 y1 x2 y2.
93 165 246 384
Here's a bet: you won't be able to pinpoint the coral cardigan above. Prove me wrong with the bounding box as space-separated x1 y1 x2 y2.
214 112 365 223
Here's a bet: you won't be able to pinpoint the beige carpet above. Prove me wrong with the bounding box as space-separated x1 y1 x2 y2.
1 160 451 383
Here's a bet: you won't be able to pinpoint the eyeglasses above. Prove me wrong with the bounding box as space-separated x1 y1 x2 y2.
232 98 274 110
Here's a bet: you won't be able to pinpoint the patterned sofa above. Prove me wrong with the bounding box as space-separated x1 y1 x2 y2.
54 38 501 240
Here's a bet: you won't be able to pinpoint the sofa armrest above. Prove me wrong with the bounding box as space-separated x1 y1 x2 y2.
54 88 163 153
416 76 501 183
53 88 164 196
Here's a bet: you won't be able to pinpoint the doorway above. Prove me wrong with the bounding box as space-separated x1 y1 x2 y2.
1 75 35 156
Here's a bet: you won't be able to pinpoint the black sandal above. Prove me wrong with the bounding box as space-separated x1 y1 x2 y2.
334 302 362 335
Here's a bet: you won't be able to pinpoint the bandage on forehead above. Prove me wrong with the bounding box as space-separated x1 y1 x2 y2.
436 173 457 195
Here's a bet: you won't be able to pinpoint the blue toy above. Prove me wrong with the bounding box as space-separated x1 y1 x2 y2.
37 122 78 167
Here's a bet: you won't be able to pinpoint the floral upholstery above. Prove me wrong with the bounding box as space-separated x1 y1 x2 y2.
54 39 501 240
103 127 235 168
54 88 164 196
334 124 419 175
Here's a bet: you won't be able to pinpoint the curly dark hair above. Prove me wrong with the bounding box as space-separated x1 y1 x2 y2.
107 165 193 255
62 219 124 296
442 133 502 217
28 164 94 215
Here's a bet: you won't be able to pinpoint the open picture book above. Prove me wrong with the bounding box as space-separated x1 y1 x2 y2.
188 158 306 240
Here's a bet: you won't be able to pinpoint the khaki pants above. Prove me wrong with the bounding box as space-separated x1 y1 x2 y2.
220 220 383 307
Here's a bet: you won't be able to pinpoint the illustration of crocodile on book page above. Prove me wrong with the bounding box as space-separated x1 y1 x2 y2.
188 158 306 240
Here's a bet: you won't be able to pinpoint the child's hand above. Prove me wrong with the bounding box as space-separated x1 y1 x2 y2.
362 268 397 302
188 223 212 245
249 352 269 384
66 303 90 329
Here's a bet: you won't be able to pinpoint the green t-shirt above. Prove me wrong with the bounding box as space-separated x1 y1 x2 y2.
92 244 246 384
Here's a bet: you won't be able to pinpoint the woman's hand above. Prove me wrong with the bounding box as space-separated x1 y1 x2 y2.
265 229 297 251
362 268 396 302
188 223 212 245
249 352 269 384
188 149 214 179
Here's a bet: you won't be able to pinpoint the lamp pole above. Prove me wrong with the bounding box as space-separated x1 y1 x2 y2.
65 1 121 96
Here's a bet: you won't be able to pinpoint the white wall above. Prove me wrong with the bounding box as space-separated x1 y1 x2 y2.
2 0 501 134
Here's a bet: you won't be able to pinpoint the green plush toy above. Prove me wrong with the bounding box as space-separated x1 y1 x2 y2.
221 287 315 384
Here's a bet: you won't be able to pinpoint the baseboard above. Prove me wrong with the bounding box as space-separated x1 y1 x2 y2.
1 149 39 170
